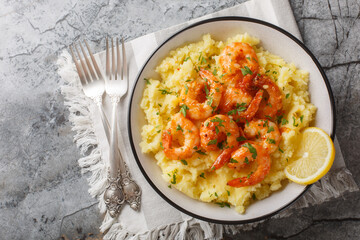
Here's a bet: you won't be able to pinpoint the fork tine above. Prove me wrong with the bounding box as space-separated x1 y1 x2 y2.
74 44 91 83
84 39 103 80
116 38 121 80
69 45 87 85
79 41 97 81
111 38 116 80
121 38 127 80
106 37 110 79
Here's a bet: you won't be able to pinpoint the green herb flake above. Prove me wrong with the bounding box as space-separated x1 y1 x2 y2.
159 89 172 95
219 73 226 79
185 79 192 82
184 56 190 62
196 150 206 155
286 93 290 99
247 171 254 179
278 147 284 153
240 66 253 76
230 158 238 163
168 185 172 188
176 124 183 132
180 104 189 117
227 190 230 196
213 69 218 76
236 136 247 142
243 143 257 159
199 172 206 179
215 202 230 208
215 192 218 197
181 159 188 165
252 193 256 200
292 116 299 127
171 173 177 184
144 78 151 85
226 132 231 136
268 138 276 144
267 126 275 133
207 139 217 145
300 115 304 123
244 157 249 164
282 118 289 125
160 142 164 149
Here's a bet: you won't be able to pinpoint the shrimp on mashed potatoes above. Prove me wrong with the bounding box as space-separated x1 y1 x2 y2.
227 141 271 187
179 69 223 120
244 119 281 154
162 113 200 160
200 115 241 170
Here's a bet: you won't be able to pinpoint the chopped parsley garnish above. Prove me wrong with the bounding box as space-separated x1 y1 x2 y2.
204 83 209 96
273 71 277 74
144 78 150 85
215 202 230 208
267 126 275 133
176 124 183 132
243 143 257 159
207 139 217 145
247 171 254 179
267 138 276 144
236 136 247 142
226 132 231 136
201 56 207 64
282 118 289 125
265 70 270 73
227 190 230 196
286 93 290 99
184 56 190 62
227 103 247 115
230 158 238 163
184 84 189 95
181 159 188 165
199 172 206 179
196 150 206 155
160 142 164 149
159 89 172 95
168 185 172 188
215 126 219 134
185 79 192 82
193 146 198 150
300 115 304 123
210 117 225 127
219 73 226 79
205 121 209 127
252 193 256 200
246 120 250 127
171 173 177 184
213 69 217 76
292 116 299 127
180 104 189 117
244 157 249 164
278 147 284 153
240 66 253 76
215 192 218 197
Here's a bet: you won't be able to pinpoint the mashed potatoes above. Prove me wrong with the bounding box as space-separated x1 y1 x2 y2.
140 34 316 213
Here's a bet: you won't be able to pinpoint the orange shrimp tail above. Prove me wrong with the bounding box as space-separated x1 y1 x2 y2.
210 149 232 170
227 177 255 187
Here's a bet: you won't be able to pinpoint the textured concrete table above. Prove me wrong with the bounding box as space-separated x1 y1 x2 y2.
0 0 359 239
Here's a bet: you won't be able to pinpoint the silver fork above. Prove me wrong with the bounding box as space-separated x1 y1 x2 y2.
105 37 141 215
70 41 126 217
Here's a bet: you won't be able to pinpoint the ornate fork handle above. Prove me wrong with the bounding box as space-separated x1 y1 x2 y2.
105 96 141 217
104 169 125 218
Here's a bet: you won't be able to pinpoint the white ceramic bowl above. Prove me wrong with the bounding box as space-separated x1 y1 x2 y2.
128 17 335 224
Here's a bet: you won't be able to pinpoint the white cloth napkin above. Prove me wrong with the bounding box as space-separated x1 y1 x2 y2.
58 0 358 239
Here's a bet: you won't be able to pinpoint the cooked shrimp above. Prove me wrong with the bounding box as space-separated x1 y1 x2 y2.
220 87 264 123
162 113 200 160
218 42 259 78
254 75 283 119
200 115 241 170
244 119 281 154
227 141 270 187
179 69 223 120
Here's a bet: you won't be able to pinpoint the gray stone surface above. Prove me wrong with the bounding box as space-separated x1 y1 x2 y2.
0 0 359 239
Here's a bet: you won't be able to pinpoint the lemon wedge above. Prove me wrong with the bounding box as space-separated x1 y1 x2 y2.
285 127 335 185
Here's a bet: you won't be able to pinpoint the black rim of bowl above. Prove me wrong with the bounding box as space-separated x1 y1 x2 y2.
128 16 336 224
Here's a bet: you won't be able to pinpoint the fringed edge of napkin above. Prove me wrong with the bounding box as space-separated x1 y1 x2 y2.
57 49 358 240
